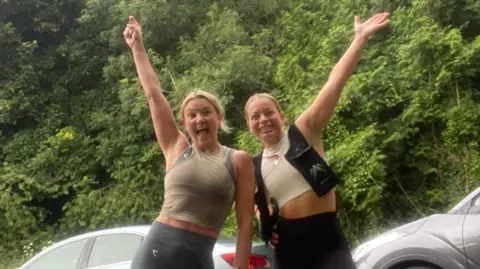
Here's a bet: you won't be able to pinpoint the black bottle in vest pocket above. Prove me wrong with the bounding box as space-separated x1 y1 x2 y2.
253 123 340 245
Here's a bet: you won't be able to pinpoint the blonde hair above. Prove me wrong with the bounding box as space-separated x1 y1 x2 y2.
244 93 284 122
180 89 232 134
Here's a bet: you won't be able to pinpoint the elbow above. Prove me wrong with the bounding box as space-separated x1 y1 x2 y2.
145 88 164 103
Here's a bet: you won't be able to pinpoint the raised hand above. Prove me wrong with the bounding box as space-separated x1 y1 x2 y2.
123 16 143 49
354 12 390 39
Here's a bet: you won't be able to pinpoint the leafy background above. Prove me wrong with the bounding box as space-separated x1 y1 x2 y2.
1 0 479 267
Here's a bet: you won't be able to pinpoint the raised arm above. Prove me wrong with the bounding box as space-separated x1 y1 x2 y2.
123 16 187 165
296 12 390 138
232 150 256 269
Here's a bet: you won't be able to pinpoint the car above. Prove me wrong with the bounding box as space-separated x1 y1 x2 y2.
16 225 276 269
352 186 480 269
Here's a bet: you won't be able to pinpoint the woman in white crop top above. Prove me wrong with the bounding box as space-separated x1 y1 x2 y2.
244 12 390 269
123 16 255 269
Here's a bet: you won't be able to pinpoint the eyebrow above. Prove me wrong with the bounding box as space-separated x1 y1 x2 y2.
252 107 273 114
185 106 213 112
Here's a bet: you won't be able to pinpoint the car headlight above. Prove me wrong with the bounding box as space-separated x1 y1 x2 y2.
351 232 407 263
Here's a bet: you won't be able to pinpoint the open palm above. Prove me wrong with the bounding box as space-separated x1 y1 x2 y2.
354 12 390 39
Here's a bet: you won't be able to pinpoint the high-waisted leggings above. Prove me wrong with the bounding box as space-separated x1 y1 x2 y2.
130 221 216 269
274 211 357 269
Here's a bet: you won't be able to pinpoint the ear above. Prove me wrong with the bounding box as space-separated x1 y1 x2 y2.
279 111 286 122
217 112 223 123
181 118 186 128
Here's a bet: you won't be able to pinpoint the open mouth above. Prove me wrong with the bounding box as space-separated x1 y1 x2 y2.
196 128 210 137
260 125 274 133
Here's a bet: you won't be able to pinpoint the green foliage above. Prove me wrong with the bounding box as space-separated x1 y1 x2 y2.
1 0 479 267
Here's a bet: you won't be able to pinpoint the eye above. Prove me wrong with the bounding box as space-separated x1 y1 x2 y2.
201 109 213 116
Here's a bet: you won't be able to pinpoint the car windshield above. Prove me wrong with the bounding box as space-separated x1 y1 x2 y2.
448 186 480 213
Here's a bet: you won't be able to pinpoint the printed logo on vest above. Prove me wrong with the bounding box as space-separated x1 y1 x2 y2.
309 163 325 180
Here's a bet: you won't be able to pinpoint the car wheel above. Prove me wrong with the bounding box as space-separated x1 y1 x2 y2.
391 263 442 269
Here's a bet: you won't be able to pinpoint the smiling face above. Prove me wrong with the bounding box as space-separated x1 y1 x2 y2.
245 94 286 147
182 97 222 150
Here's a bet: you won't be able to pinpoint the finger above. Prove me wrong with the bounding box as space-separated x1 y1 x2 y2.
129 15 139 26
383 13 391 21
369 20 390 32
355 16 361 24
379 19 390 27
127 24 136 34
129 25 139 35
374 12 390 23
365 13 381 23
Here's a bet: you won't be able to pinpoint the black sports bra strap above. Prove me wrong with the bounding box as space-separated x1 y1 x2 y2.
253 153 278 245
253 154 268 214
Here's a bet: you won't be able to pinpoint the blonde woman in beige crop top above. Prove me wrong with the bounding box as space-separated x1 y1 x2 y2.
123 16 255 269
244 12 390 269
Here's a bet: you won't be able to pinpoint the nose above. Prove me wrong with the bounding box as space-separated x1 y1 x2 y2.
194 113 206 123
259 114 269 123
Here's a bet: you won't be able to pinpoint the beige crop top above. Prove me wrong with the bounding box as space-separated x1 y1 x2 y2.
261 132 313 208
159 145 236 230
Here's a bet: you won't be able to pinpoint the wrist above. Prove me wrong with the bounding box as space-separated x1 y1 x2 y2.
131 42 146 54
352 34 368 46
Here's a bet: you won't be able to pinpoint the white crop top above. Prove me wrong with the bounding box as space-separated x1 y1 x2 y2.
261 132 313 208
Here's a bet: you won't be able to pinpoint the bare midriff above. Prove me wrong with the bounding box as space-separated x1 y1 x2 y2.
279 189 336 219
156 215 220 239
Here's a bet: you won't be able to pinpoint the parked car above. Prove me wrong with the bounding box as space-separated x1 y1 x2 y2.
17 225 275 269
352 186 480 269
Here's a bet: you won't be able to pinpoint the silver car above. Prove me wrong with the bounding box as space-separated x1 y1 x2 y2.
17 225 275 269
353 186 480 269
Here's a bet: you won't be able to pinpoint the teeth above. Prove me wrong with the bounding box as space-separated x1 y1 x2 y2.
196 129 209 136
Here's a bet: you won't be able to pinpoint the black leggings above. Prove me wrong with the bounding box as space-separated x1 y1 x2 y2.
274 211 357 269
130 221 216 269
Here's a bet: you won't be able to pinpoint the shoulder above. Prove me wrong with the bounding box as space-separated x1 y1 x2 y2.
232 150 253 165
231 150 255 185
292 119 322 146
231 150 255 177
222 146 254 168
